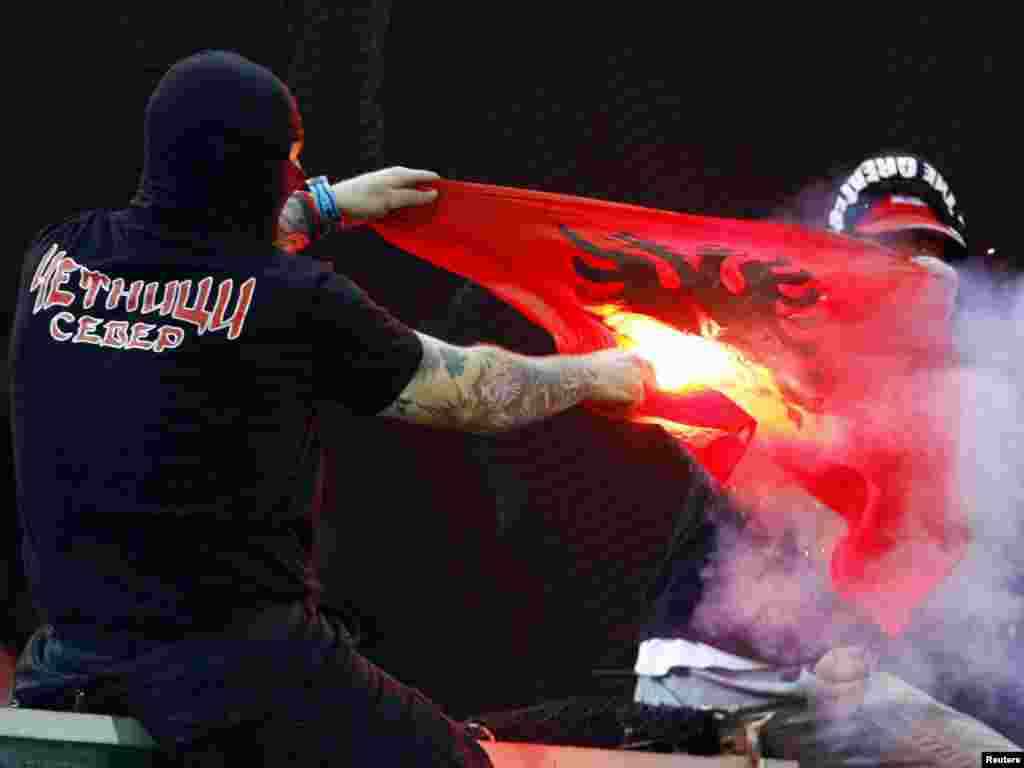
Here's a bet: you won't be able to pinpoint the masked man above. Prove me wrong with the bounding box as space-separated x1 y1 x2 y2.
8 50 654 767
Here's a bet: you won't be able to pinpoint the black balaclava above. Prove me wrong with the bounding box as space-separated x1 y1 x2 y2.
132 50 305 242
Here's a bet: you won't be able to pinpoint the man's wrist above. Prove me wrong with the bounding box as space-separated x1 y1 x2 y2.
325 181 366 229
307 176 348 228
533 353 600 407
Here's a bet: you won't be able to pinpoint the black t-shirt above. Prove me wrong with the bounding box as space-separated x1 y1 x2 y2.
8 206 422 644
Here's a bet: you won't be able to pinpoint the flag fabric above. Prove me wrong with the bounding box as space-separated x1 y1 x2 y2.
370 180 967 635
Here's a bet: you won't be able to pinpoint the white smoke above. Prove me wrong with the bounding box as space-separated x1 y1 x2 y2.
887 265 1024 727
678 176 1023 742
681 260 1024 741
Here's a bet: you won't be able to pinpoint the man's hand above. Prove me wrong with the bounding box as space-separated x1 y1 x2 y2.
813 646 874 718
584 348 656 412
331 167 440 221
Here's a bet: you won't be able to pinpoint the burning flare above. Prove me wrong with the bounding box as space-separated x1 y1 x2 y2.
596 306 815 438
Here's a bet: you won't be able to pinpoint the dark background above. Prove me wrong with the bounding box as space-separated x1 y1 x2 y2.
4 3 1008 720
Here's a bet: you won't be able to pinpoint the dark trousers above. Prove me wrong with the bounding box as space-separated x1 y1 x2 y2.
14 603 492 767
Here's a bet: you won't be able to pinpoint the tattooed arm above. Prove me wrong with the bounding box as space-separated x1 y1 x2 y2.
381 332 653 434
274 191 336 255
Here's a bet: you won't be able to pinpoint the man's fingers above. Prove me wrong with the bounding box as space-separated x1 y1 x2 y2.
390 187 439 209
814 646 872 682
382 168 440 210
387 167 441 185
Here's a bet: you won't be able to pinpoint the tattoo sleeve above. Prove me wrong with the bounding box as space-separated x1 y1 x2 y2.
274 191 343 254
382 334 599 434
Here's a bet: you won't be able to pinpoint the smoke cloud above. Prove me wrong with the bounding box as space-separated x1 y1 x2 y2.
682 242 1023 740
891 265 1024 733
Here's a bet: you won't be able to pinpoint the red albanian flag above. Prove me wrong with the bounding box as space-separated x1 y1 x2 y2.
371 180 969 635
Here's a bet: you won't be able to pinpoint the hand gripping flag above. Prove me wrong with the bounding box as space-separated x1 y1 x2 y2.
371 180 968 635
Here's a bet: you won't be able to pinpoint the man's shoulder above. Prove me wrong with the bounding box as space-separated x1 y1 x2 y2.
26 209 110 252
18 209 111 292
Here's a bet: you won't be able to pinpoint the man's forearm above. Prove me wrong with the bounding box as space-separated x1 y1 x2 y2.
460 345 599 432
274 190 342 254
385 340 600 434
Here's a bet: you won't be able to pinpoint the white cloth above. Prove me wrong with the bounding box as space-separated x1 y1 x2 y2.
634 638 816 706
634 638 770 676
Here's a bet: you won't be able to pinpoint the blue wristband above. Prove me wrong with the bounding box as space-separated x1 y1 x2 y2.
307 175 342 223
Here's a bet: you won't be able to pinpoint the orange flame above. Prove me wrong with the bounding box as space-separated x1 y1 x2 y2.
596 307 816 438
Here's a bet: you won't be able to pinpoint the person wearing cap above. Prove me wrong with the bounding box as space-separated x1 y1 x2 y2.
826 152 969 276
445 151 1021 764
628 152 1022 763
829 151 1024 745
